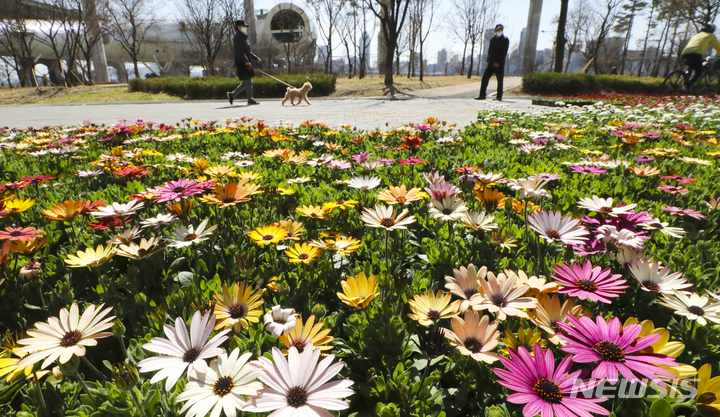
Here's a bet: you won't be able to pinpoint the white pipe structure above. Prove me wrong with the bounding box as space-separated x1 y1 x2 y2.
0 2 316 81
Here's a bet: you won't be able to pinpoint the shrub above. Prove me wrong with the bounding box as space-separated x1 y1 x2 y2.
522 72 665 95
128 73 336 99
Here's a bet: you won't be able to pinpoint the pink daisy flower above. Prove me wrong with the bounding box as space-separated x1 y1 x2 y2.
152 178 209 203
570 165 606 175
661 175 697 184
0 227 44 241
557 315 678 385
493 343 610 417
399 156 427 165
657 184 689 194
424 181 461 201
550 261 628 303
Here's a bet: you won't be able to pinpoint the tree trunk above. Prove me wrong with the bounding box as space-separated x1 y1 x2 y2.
554 0 569 72
460 41 468 74
419 47 424 81
407 50 413 78
133 59 140 79
637 1 655 76
619 3 636 74
384 39 395 86
652 19 671 77
467 41 475 79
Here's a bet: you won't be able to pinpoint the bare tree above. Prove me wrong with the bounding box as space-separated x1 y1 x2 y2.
306 0 344 73
445 0 477 76
554 0 569 72
637 0 659 76
364 0 412 87
102 0 156 79
0 0 37 87
564 1 591 73
35 0 76 86
667 0 720 26
178 0 238 76
583 0 623 74
415 0 438 81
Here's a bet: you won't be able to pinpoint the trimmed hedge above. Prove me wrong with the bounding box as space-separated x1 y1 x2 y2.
128 73 336 99
522 72 665 95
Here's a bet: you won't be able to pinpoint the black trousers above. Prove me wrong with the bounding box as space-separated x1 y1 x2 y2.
681 53 704 84
479 65 504 99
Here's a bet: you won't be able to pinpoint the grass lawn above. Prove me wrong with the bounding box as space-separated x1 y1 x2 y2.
0 75 487 105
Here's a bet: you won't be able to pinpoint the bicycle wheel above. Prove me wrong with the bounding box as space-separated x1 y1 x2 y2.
662 70 686 94
693 69 720 96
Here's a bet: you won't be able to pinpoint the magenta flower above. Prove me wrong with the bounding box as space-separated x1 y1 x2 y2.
530 173 562 181
636 156 655 163
152 178 209 203
399 156 427 166
21 175 55 184
661 175 697 184
643 132 660 139
571 165 606 175
657 184 689 194
550 261 628 303
493 343 610 417
377 158 395 165
351 152 372 163
557 316 678 385
328 160 352 169
661 206 707 220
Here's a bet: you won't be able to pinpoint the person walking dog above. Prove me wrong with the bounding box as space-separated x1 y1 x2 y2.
475 24 509 101
227 19 261 106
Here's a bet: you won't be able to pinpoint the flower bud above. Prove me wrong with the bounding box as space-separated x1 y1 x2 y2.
277 281 290 296
485 405 510 417
59 283 74 303
57 354 80 375
52 367 64 381
311 303 326 318
112 320 126 338
112 362 138 390
19 258 42 280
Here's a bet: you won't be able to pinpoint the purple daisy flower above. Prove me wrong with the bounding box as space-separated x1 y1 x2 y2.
550 261 628 303
377 158 395 165
557 316 678 385
494 343 610 417
571 165 606 175
351 152 372 163
657 184 689 194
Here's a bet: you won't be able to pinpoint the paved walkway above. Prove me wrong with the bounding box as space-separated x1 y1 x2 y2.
0 78 533 130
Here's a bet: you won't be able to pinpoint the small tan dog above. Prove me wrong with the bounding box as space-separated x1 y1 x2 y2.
282 82 312 106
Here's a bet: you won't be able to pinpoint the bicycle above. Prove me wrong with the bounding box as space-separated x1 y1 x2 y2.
663 57 720 95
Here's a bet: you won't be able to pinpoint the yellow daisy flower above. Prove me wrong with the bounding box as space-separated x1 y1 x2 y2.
64 244 116 268
273 219 306 241
204 165 238 180
284 243 322 264
500 326 546 356
696 363 720 415
279 314 333 353
4 198 35 214
623 318 696 379
247 225 288 246
10 237 51 257
408 290 460 326
213 282 264 333
0 332 52 383
474 186 508 210
296 205 329 219
43 199 87 221
337 272 378 309
377 185 428 205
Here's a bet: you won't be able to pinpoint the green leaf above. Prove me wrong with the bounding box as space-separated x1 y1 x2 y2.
649 399 674 417
176 271 194 287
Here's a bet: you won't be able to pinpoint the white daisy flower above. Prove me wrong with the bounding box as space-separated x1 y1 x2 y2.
243 344 354 416
360 204 417 231
263 305 298 338
140 213 178 229
347 175 382 190
658 291 720 326
628 258 692 294
528 210 589 246
507 177 551 199
641 221 687 238
175 348 264 417
169 219 218 248
108 226 142 245
16 303 115 370
138 310 230 391
459 211 498 231
577 196 638 217
91 200 145 218
77 169 104 178
428 197 469 223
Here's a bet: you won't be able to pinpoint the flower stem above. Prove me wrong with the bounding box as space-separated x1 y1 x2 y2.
81 356 107 381
130 388 148 417
32 371 47 417
384 232 389 273
410 359 432 406
74 371 96 406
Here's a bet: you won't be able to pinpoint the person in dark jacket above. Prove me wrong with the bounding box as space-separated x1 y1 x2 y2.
476 24 509 101
227 19 261 106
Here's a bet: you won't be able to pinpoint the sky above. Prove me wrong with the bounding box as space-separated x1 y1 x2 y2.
160 0 647 65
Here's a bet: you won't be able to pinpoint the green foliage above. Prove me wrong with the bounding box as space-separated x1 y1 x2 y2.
128 73 337 99
522 72 666 95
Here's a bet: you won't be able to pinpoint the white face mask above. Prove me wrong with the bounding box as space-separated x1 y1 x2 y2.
495 30 503 37
240 27 248 34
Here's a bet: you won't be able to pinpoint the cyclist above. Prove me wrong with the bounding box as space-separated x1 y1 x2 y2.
681 23 720 87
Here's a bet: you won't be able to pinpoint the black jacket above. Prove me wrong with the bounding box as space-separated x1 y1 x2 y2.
233 30 259 65
487 35 509 66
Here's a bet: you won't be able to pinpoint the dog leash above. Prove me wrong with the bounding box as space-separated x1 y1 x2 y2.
257 70 297 88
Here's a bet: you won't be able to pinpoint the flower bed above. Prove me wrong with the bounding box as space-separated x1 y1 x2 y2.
536 93 720 110
0 105 719 416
